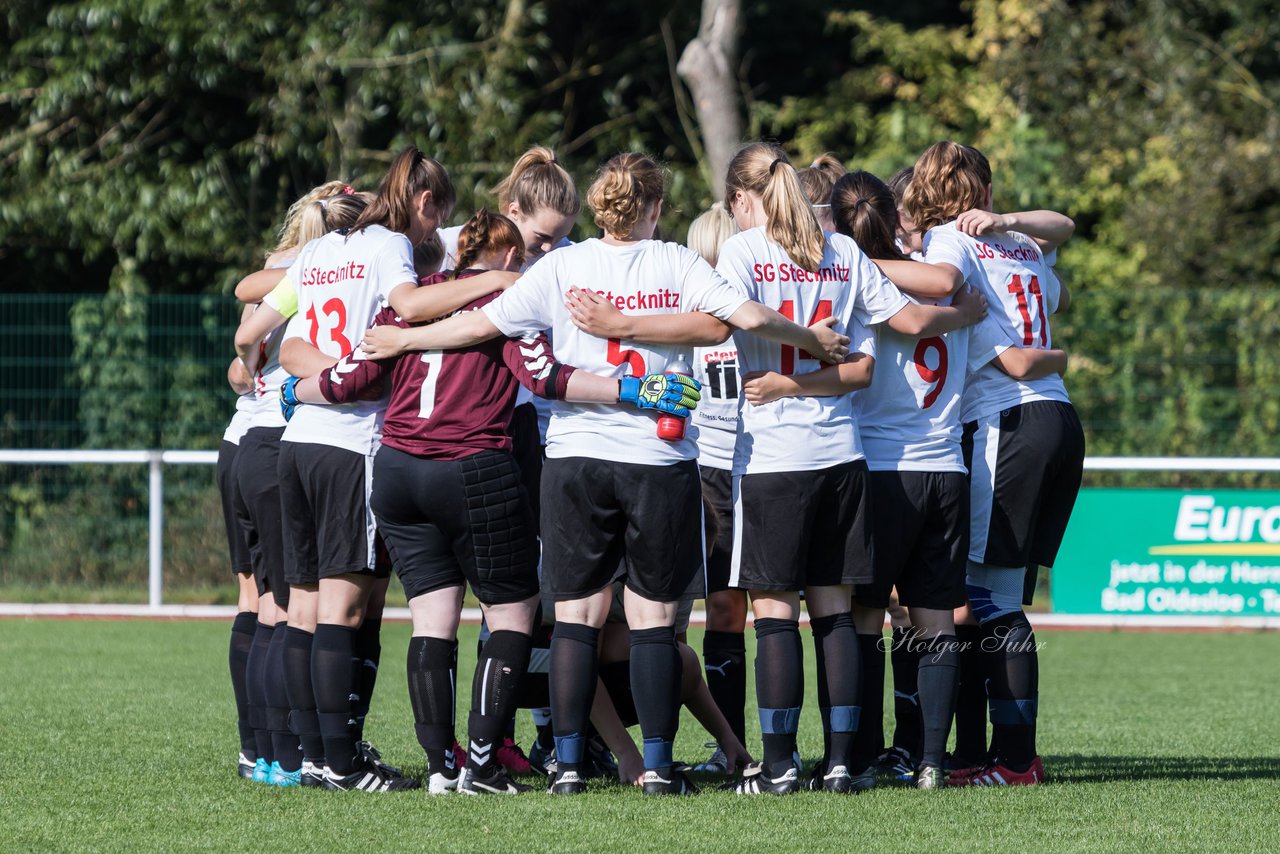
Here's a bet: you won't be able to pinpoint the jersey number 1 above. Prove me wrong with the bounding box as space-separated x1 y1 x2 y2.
777 299 833 375
1007 275 1047 346
418 351 443 420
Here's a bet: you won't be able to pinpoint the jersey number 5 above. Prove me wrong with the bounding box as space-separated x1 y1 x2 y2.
912 336 948 409
777 299 834 375
607 337 646 376
306 298 354 357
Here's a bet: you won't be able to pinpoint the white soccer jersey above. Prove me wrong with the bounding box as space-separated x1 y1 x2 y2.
692 341 740 471
222 404 253 444
715 227 906 475
859 310 1017 471
923 223 1069 423
483 238 749 464
280 225 415 454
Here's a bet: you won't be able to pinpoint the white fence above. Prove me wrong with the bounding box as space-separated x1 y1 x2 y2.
1 450 1278 611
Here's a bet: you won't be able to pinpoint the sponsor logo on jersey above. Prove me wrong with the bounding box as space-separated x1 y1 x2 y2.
588 288 681 310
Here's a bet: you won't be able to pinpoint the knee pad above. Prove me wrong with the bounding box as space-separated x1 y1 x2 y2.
965 562 1025 624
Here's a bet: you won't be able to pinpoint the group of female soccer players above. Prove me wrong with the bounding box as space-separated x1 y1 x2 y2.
220 136 1082 796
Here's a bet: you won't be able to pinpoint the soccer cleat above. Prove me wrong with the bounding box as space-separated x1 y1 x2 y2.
460 765 533 795
915 765 945 790
252 757 271 783
642 766 699 796
269 761 301 787
850 766 877 793
583 735 618 779
357 740 402 776
730 762 800 795
237 752 256 780
496 738 532 774
694 744 729 774
876 746 916 779
300 760 326 788
810 764 853 793
322 761 420 792
427 769 461 795
952 756 1044 787
528 741 555 776
547 768 587 795
451 741 467 771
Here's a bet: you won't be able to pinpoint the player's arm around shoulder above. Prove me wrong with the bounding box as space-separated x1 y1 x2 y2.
742 352 875 407
990 345 1068 381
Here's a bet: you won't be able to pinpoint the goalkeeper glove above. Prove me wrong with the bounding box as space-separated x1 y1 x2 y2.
279 376 302 422
618 373 701 418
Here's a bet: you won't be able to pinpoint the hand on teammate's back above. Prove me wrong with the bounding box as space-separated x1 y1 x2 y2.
954 208 1010 237
741 371 789 406
952 285 988 324
359 325 411 360
808 315 850 364
565 286 627 337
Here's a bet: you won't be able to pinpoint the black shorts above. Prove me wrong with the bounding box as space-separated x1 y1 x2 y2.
963 400 1085 573
278 441 385 585
856 470 968 611
509 402 545 535
235 427 289 608
218 440 254 576
540 457 703 603
731 460 873 591
371 446 539 606
700 466 735 595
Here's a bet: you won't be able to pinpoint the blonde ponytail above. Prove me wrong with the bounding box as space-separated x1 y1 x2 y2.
494 146 580 219
271 180 355 255
726 142 825 271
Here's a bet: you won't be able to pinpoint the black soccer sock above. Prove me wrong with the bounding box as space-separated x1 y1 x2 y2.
890 627 923 758
549 622 600 775
352 613 382 740
811 614 860 771
630 625 683 773
917 634 960 769
282 627 324 764
407 635 458 777
467 631 531 774
983 612 1038 772
754 618 803 776
264 622 302 772
246 620 274 763
702 629 747 746
849 632 885 772
311 623 360 775
952 623 989 766
229 612 257 759
533 708 554 751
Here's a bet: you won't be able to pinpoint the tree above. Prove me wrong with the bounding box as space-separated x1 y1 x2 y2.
677 0 744 199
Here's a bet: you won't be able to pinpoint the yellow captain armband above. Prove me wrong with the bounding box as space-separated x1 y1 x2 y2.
263 275 298 319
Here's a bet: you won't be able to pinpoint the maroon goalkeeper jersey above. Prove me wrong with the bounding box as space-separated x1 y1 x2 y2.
318 271 575 460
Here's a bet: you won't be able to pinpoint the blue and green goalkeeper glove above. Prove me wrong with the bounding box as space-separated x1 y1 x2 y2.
618 373 701 418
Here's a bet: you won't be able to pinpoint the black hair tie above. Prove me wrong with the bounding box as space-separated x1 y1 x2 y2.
769 158 785 176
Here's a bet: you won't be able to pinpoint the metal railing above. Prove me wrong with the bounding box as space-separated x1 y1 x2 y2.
1 450 1279 610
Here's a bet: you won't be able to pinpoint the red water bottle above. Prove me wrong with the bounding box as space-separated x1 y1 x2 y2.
657 358 692 441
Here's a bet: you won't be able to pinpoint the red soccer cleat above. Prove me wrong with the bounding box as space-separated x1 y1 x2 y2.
951 756 1045 787
496 737 532 774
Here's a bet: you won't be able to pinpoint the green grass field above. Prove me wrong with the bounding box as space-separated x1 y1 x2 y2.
3 620 1277 853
